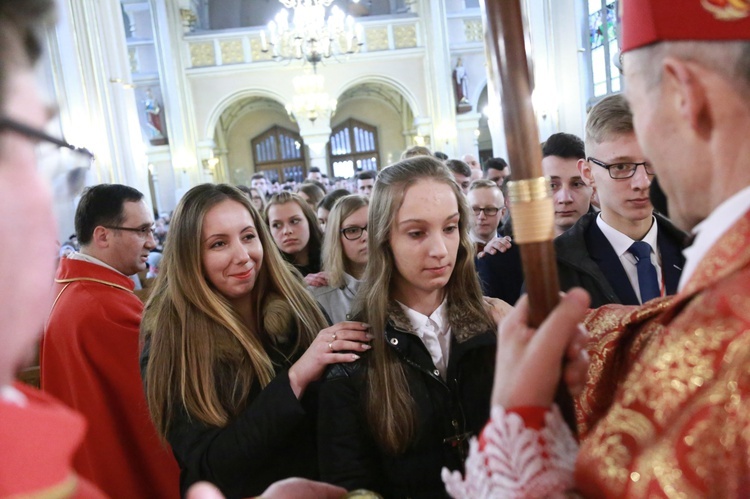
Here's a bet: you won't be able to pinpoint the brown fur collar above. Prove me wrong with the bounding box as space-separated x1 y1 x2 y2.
386 300 492 343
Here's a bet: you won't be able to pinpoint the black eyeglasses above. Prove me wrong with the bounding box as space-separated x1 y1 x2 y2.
587 157 655 179
472 207 500 216
104 225 156 239
0 117 94 160
340 225 367 241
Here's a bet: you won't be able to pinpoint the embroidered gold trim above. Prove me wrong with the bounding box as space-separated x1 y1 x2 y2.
54 277 134 294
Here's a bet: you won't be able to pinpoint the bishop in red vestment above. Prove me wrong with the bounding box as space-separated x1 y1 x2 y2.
443 0 750 497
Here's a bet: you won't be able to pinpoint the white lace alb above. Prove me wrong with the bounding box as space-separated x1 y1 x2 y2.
442 405 578 499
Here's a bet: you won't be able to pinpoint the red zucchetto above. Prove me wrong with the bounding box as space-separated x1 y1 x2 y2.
621 0 750 53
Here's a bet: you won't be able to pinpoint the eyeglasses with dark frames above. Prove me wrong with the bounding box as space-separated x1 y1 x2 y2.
0 117 94 160
472 207 500 216
104 225 156 239
587 157 655 179
340 225 367 241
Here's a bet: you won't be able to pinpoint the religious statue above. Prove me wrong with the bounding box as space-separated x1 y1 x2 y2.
144 88 168 145
453 58 472 114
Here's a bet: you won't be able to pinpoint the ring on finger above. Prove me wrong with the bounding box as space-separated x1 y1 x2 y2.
328 342 333 351
332 332 337 341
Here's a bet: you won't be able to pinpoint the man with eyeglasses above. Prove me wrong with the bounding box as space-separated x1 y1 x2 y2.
470 180 525 306
467 180 506 252
554 93 686 308
41 184 179 498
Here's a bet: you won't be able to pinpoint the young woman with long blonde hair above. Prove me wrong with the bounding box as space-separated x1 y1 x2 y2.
318 157 504 498
310 194 368 323
141 184 371 498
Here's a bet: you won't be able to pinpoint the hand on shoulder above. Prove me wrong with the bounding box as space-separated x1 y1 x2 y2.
288 321 373 398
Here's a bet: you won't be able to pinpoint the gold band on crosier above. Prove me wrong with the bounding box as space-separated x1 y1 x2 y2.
506 177 555 244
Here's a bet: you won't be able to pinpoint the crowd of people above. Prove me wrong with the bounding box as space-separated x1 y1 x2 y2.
3 0 750 498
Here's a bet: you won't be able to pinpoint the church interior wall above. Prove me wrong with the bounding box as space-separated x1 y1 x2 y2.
191 53 429 144
43 0 603 239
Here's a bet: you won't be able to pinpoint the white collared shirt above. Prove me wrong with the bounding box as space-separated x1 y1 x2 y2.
68 252 143 288
68 252 123 275
680 185 750 292
397 299 451 380
597 214 662 304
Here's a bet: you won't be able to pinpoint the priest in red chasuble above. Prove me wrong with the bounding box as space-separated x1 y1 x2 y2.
41 184 179 499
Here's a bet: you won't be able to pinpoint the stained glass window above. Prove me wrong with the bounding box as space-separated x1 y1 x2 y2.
329 118 379 178
585 0 622 100
251 125 306 183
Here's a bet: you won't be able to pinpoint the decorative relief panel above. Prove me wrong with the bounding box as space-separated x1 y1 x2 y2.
393 24 417 48
365 27 389 51
250 39 273 61
464 19 483 42
190 42 216 67
220 40 244 65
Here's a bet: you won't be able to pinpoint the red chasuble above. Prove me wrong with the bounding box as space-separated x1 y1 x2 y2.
41 258 179 499
575 209 750 497
0 382 104 498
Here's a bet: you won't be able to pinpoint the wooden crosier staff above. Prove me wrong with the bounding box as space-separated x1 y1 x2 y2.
481 0 577 431
481 0 559 325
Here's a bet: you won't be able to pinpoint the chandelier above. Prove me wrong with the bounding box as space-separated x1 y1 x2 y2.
286 70 338 123
260 0 363 66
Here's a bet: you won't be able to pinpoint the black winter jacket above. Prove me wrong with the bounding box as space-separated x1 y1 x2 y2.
317 304 496 499
140 335 319 499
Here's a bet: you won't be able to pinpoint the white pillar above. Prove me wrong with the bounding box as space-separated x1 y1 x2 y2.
150 0 202 187
295 117 332 174
419 0 458 156
52 0 150 198
197 139 219 183
146 145 176 213
456 112 482 158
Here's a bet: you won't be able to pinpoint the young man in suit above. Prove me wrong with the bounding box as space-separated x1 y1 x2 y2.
541 132 594 237
554 93 686 307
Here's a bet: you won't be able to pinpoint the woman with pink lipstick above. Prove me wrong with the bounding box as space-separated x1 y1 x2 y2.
266 191 324 279
310 194 369 323
140 184 372 498
318 157 508 499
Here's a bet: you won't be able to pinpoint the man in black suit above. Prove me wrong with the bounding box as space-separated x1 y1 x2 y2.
555 93 685 308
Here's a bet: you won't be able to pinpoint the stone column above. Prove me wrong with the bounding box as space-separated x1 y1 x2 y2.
295 117 332 175
150 0 201 189
418 0 458 156
52 0 151 196
456 112 482 158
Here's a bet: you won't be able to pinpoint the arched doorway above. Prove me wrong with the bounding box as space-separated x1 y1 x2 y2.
331 80 417 173
213 96 302 186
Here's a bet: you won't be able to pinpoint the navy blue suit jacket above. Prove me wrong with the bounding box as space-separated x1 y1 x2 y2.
585 220 683 305
555 212 686 308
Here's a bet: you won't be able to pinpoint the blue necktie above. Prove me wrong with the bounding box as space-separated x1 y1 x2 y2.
628 241 660 303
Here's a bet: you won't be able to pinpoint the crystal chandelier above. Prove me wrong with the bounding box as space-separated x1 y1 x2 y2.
260 0 363 66
286 70 338 123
